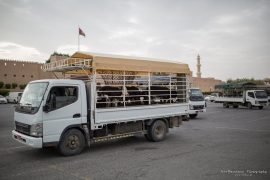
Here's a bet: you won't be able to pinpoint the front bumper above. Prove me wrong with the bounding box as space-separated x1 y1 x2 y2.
188 109 206 115
12 130 42 148
253 103 268 107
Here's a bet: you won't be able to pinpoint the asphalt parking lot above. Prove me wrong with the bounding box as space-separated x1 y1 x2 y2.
0 103 269 180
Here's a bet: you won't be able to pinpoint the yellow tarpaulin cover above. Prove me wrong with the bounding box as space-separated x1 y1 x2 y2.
70 51 191 74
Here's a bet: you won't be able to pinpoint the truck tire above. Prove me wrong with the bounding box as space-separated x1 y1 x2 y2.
223 103 229 108
58 129 85 156
248 102 252 109
144 134 152 141
189 114 198 119
148 120 167 142
233 104 238 108
259 106 263 110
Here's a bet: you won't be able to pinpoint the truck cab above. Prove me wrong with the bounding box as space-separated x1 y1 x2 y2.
188 88 206 119
244 90 268 109
12 79 87 149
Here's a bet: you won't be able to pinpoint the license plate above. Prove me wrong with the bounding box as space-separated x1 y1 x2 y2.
15 135 26 142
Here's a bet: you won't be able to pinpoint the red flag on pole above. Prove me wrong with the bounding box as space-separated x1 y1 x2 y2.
79 28 86 37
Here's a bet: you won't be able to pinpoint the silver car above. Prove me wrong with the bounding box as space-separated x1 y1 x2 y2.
0 95 8 104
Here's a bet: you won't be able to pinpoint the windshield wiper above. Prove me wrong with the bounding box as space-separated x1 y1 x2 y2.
23 103 32 107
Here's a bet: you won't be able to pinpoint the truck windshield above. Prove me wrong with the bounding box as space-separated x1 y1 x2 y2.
189 89 204 101
16 82 48 114
190 89 203 97
255 91 268 99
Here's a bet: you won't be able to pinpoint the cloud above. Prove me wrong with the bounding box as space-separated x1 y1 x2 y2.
56 44 89 55
108 28 138 39
127 17 139 24
0 42 47 62
215 14 240 25
0 0 269 80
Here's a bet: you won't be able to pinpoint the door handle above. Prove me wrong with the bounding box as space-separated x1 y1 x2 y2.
73 113 81 118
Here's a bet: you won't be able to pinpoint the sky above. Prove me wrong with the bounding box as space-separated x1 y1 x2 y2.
0 0 269 81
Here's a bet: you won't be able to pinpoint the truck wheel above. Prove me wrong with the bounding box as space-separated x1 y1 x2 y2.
233 105 238 108
189 114 198 119
259 106 263 110
148 120 167 142
248 102 252 109
144 134 152 141
58 129 85 156
223 103 229 108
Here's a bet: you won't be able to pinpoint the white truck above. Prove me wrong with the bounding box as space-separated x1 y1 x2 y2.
12 52 190 156
6 92 22 103
215 90 268 109
188 88 206 119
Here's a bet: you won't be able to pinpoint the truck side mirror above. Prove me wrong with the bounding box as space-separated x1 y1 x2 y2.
43 104 50 113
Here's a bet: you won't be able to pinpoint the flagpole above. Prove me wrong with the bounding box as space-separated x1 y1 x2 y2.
78 27 80 51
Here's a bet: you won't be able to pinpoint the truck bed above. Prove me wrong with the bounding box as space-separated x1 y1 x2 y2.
94 103 188 125
215 97 244 103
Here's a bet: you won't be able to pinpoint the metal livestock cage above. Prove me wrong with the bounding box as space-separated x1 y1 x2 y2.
42 52 190 109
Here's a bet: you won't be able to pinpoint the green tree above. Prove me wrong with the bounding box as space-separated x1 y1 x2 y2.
226 78 264 85
46 51 70 63
19 84 27 89
0 81 4 89
5 84 11 89
227 78 232 83
12 83 18 89
0 89 9 96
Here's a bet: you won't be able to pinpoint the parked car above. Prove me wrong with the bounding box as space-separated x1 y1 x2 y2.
6 92 22 103
205 95 215 102
0 95 8 104
205 93 220 102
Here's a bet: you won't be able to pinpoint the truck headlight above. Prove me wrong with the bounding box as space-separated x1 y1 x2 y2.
255 101 258 104
190 105 194 110
30 123 43 137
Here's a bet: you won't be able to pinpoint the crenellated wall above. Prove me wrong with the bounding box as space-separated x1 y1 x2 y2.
191 77 222 92
0 59 54 91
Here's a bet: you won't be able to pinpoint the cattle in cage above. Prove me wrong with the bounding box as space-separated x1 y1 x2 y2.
125 86 144 106
97 86 123 107
142 86 170 104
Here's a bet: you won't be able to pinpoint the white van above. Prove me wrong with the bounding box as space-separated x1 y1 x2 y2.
6 92 22 103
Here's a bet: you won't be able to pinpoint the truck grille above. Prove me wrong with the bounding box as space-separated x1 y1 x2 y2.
15 121 30 135
190 96 204 101
193 105 204 110
258 101 267 104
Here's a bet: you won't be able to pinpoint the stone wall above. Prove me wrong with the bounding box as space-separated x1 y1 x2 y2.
0 59 54 91
191 77 223 92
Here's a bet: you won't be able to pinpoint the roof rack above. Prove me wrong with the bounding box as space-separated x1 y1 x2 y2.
42 58 92 72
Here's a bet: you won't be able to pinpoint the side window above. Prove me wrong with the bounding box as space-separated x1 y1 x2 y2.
247 92 254 98
47 86 78 111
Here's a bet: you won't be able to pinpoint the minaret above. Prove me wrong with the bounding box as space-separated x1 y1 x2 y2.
196 54 201 78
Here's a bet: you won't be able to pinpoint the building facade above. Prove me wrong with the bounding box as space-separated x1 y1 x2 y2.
191 77 222 92
0 59 54 91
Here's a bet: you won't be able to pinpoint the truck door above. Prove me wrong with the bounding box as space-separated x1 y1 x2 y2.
246 91 255 105
42 85 82 143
